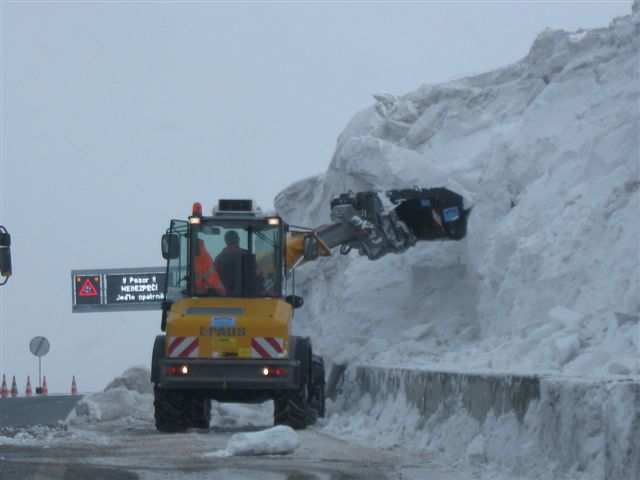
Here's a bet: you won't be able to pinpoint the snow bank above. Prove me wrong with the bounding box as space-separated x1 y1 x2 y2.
207 425 300 457
275 3 640 379
326 366 640 480
68 367 274 429
68 367 153 425
103 366 153 394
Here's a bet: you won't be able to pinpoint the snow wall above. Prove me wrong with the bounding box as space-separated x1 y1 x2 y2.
275 2 640 378
277 4 639 479
329 366 640 480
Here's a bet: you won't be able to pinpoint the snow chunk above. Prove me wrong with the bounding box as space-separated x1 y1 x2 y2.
210 401 273 428
69 367 153 425
608 362 631 376
207 426 300 457
104 366 152 394
548 306 584 330
552 334 581 367
568 30 587 43
70 387 153 425
466 434 487 466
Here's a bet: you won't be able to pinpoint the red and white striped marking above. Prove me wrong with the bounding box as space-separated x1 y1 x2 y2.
168 336 199 358
251 337 285 359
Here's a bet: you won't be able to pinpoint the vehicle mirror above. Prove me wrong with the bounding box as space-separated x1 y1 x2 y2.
285 295 304 309
0 229 11 282
161 233 180 260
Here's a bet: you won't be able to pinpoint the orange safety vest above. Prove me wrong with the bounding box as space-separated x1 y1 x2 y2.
194 240 226 295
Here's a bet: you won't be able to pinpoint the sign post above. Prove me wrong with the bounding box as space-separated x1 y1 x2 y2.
29 336 50 390
71 267 166 313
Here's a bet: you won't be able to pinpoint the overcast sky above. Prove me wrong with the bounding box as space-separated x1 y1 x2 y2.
0 1 632 392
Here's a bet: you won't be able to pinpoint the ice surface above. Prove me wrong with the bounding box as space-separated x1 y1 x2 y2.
275 3 640 381
0 424 111 447
206 425 300 457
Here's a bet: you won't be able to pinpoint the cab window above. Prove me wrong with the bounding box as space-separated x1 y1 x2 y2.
192 221 282 298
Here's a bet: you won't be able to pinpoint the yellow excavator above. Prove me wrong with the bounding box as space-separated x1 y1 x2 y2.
151 188 471 432
0 226 11 286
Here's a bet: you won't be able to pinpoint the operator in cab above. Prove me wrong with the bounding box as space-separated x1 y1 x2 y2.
193 238 226 296
214 230 247 296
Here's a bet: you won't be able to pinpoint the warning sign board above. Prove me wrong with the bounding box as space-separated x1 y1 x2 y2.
72 267 166 313
74 275 101 306
106 273 165 306
79 278 98 297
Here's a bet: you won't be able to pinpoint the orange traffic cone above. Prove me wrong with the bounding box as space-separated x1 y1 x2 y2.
41 376 48 396
25 376 33 397
10 376 18 397
1 374 8 398
71 376 78 395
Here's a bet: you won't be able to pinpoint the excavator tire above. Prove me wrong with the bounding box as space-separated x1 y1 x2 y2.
190 396 211 430
274 337 317 429
154 387 211 432
151 335 210 432
154 387 192 433
310 355 326 418
150 335 165 384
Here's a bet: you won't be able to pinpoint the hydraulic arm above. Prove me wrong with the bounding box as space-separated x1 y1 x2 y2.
286 187 471 267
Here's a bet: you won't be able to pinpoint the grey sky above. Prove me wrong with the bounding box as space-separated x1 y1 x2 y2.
0 1 632 392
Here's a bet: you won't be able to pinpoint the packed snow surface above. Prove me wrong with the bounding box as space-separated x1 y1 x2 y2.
276 4 640 380
207 425 300 457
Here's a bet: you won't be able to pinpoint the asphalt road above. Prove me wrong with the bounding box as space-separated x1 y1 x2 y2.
0 420 469 480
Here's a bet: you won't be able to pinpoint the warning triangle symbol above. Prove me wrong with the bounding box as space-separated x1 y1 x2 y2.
79 278 98 297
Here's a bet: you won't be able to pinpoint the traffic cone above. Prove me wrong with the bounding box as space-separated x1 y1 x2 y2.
42 376 48 396
71 376 78 395
25 376 32 397
1 374 7 398
10 376 18 397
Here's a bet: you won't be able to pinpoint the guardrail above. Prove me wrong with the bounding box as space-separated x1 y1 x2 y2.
0 395 84 428
331 365 639 480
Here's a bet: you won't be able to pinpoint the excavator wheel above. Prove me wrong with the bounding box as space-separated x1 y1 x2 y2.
151 336 210 432
310 355 326 418
189 396 211 430
274 337 317 429
154 387 211 432
154 387 192 433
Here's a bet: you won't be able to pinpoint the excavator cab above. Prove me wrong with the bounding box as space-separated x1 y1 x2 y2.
0 226 11 286
162 202 286 300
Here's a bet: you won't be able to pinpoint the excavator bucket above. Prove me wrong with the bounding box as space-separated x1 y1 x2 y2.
326 187 471 261
391 187 471 241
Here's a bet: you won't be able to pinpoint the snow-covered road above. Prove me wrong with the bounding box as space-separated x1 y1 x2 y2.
0 420 468 480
